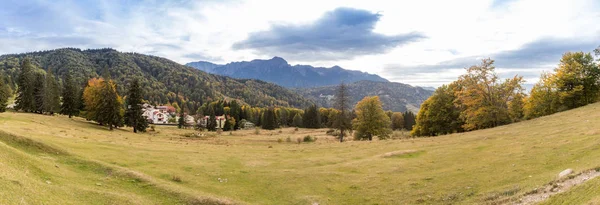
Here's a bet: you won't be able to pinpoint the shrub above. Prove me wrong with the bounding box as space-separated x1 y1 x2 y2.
326 129 340 137
277 138 283 143
286 136 292 143
254 127 260 135
303 135 316 142
296 137 302 144
278 130 283 134
294 127 299 131
150 125 155 132
172 175 182 183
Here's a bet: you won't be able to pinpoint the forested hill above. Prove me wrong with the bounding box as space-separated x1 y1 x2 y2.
296 80 433 113
186 57 389 88
0 48 313 112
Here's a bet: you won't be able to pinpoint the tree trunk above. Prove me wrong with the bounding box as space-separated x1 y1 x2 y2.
339 128 344 142
368 133 373 141
109 123 113 130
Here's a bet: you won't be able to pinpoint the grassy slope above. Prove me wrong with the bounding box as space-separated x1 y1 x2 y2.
0 103 600 204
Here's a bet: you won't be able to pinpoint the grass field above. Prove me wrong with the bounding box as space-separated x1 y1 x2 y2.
1 103 600 204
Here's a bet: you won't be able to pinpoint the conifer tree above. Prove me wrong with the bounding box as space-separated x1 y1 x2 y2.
302 105 321 129
15 59 36 112
207 107 217 131
43 69 61 114
0 72 11 112
61 74 80 118
333 82 351 142
124 79 148 132
33 73 45 113
178 105 185 129
96 77 124 130
261 108 278 130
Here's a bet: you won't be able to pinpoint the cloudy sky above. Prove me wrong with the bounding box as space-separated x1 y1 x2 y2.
1 0 599 87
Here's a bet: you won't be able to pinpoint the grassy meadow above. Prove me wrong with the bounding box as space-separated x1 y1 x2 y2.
1 103 600 204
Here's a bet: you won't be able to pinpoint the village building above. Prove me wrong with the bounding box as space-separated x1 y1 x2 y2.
198 115 227 129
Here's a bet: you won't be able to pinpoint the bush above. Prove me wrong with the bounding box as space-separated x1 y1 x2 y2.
286 136 292 143
172 175 182 183
296 137 302 144
150 125 155 132
254 127 260 135
303 135 316 142
326 129 340 137
277 138 283 143
294 127 299 131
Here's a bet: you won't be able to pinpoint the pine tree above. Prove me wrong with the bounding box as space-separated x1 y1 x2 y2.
302 105 321 129
43 69 61 114
33 73 45 113
403 111 416 131
207 107 217 131
15 59 36 112
178 105 185 129
261 108 278 130
0 72 11 112
61 74 80 118
96 78 124 130
333 82 352 142
124 79 148 132
352 96 392 140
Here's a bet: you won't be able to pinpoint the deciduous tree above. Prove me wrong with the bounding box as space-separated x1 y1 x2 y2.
352 96 392 140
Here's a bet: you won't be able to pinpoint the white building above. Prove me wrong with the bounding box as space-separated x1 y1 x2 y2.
141 104 171 124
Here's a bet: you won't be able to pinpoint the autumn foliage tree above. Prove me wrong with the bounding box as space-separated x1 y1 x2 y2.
352 96 392 140
454 59 524 131
524 51 600 119
83 77 124 130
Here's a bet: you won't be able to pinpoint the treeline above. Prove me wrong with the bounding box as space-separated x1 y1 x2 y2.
0 48 314 112
5 58 149 132
412 47 600 137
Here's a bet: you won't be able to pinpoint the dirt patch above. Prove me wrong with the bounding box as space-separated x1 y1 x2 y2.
513 169 600 205
381 150 421 158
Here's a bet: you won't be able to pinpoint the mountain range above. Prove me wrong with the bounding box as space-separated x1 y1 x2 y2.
186 57 389 88
187 57 433 112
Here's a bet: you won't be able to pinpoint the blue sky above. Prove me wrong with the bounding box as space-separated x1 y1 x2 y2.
0 0 599 87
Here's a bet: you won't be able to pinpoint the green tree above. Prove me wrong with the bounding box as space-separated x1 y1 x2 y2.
124 79 148 132
207 108 217 131
33 72 45 113
178 105 185 129
333 82 352 142
61 74 81 118
508 93 525 122
303 105 321 128
552 52 600 109
524 72 560 119
292 113 303 127
95 78 124 130
403 111 416 131
352 96 392 140
391 112 404 130
411 83 463 136
262 108 278 130
15 59 36 112
43 69 61 114
0 72 11 112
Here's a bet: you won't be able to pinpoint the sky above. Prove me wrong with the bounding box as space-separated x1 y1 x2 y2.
0 0 599 88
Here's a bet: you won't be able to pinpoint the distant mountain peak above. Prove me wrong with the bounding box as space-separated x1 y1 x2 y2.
186 57 389 88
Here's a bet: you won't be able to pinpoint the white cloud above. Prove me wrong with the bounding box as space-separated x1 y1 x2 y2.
0 0 598 87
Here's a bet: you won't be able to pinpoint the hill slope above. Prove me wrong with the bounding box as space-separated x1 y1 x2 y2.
186 57 389 88
297 80 433 112
2 103 600 204
0 48 313 111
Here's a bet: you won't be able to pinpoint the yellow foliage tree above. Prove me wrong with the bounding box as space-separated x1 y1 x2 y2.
352 96 392 140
